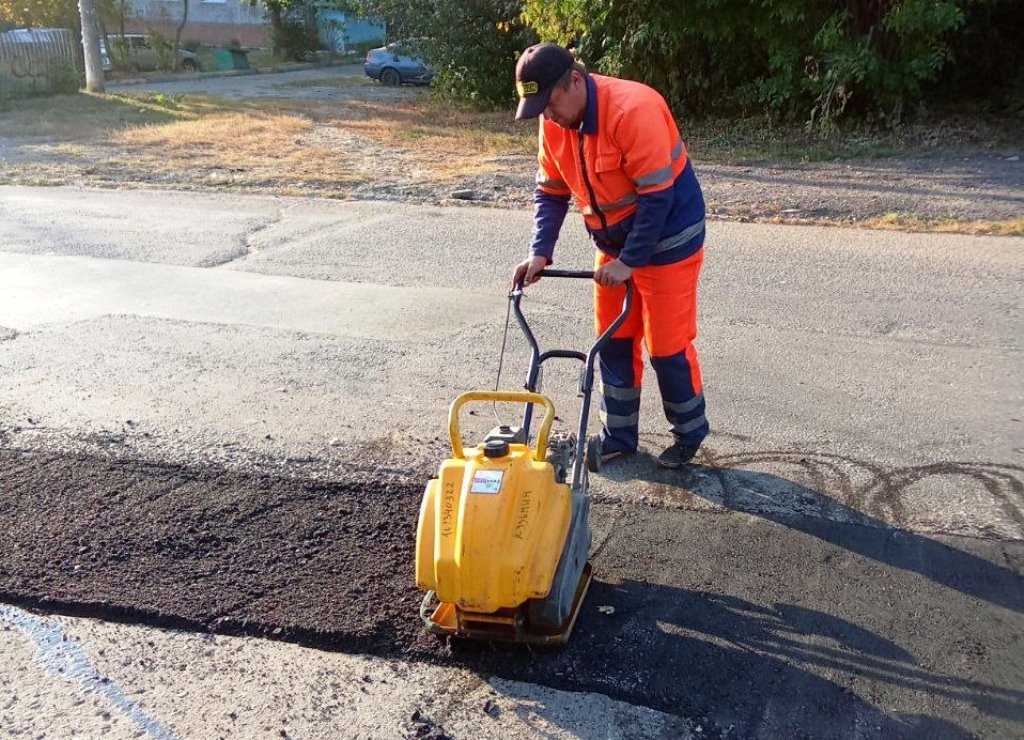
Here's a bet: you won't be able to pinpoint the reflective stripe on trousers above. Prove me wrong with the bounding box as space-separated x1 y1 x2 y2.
594 248 708 450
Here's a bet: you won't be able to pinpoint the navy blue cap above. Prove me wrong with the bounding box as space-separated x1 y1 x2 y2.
515 43 574 120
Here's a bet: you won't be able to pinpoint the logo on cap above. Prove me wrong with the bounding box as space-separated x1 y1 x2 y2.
516 81 539 97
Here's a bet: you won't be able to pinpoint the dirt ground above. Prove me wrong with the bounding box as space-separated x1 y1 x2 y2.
351 150 1024 228
3 127 1020 229
1 69 1021 231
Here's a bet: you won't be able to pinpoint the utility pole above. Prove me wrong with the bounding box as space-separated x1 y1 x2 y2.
78 0 106 93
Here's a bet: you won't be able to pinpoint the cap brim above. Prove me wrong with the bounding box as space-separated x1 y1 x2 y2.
515 86 553 120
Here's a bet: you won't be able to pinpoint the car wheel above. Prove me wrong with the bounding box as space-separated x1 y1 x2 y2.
380 67 401 86
182 59 198 72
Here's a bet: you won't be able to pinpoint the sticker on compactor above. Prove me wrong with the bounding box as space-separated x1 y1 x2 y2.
470 469 504 494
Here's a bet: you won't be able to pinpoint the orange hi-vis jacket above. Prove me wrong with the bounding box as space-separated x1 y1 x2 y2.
536 73 688 234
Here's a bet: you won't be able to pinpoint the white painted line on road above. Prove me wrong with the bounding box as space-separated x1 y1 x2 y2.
0 605 177 739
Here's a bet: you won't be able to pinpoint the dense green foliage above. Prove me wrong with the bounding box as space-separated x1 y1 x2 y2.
356 0 1022 129
4 0 1017 123
524 0 981 131
940 0 1024 112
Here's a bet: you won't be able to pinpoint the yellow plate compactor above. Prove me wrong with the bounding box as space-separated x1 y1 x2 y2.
416 269 633 645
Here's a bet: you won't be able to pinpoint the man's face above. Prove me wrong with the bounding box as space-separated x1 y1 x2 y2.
543 71 586 129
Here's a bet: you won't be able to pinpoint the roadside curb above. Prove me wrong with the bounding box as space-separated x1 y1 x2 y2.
108 60 362 87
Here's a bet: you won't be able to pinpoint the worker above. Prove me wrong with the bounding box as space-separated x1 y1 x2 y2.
510 43 708 469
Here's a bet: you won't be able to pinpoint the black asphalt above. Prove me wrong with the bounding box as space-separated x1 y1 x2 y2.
2 449 1022 738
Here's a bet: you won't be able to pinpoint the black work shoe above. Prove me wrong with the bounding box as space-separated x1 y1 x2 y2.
657 441 700 469
586 435 635 473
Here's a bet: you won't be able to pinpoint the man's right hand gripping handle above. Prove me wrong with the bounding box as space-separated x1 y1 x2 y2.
511 255 549 290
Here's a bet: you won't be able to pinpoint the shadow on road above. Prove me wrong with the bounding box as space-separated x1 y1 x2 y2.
609 449 1024 614
462 454 1024 737
472 579 1008 739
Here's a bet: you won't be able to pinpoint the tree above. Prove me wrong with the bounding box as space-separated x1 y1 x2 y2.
248 0 321 60
0 0 80 28
77 0 104 92
172 0 188 71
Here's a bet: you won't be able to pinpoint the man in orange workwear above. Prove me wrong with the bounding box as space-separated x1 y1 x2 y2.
511 43 708 468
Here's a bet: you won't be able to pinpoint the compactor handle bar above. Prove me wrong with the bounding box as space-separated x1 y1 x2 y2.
533 269 595 280
510 269 634 485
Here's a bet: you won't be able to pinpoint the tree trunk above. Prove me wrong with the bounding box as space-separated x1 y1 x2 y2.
173 0 189 71
304 1 319 54
269 5 284 57
78 0 105 93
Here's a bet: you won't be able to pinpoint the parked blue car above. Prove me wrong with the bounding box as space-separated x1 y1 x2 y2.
365 40 434 86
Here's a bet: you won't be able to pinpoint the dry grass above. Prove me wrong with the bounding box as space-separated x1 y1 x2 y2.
2 91 529 187
0 92 228 139
112 110 358 183
686 112 1023 163
866 214 1024 236
308 97 534 179
2 93 363 191
4 90 1019 237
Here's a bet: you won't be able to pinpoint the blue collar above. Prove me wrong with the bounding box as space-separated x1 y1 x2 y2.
579 74 598 135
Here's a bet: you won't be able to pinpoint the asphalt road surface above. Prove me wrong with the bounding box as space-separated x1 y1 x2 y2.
1 185 1022 738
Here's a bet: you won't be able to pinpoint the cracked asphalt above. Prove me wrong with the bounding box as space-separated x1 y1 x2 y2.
1 185 1022 738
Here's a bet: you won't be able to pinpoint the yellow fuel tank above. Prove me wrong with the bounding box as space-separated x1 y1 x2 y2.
416 441 571 613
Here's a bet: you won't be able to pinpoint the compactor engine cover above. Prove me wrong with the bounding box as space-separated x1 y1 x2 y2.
416 442 571 613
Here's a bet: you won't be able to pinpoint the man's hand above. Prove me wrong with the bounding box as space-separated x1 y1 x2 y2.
511 255 549 290
594 259 634 287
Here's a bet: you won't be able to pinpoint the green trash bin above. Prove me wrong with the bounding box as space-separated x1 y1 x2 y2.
214 48 251 71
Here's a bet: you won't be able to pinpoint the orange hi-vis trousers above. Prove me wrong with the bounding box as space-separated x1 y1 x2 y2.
594 248 708 452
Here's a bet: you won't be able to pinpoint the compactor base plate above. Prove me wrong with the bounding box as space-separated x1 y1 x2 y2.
420 562 593 646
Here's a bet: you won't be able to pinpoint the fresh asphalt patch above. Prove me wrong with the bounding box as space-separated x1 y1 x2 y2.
2 449 1022 738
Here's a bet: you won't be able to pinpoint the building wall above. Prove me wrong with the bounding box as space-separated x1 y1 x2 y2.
128 0 269 47
127 0 384 51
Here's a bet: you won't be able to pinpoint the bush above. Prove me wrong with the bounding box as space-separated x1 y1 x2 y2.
524 0 986 132
49 61 81 93
934 0 1024 113
358 0 1021 125
271 18 317 61
142 26 176 70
